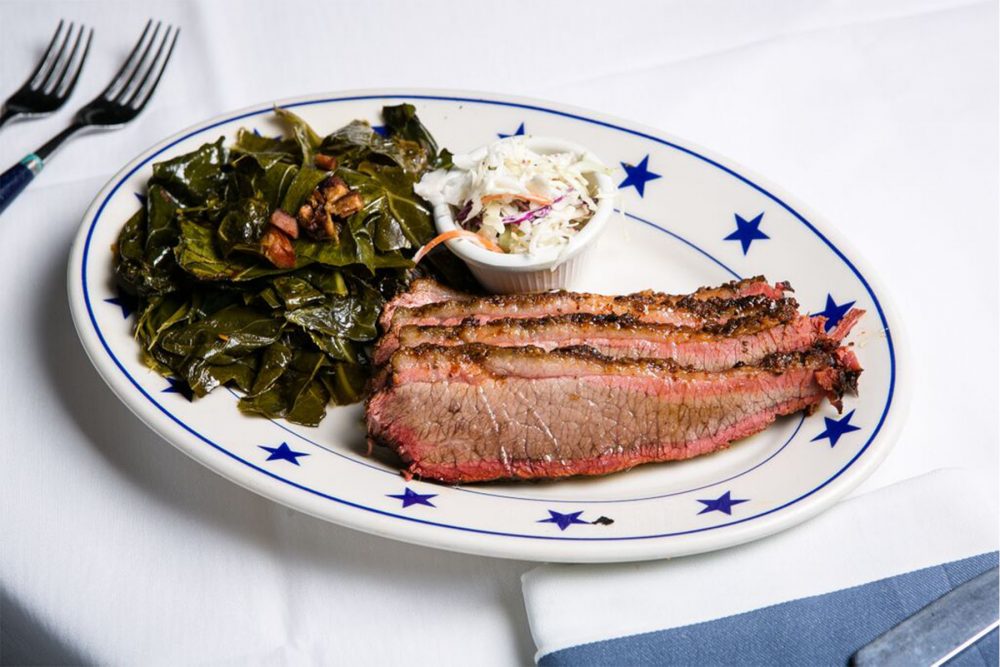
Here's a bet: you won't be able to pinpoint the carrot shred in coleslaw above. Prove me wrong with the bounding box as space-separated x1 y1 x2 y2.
413 230 503 264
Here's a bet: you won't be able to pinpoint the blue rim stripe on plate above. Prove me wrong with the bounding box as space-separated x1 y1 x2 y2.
81 93 896 542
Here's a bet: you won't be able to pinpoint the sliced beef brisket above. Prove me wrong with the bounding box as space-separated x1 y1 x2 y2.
366 344 861 484
385 276 794 332
375 309 862 368
378 280 799 365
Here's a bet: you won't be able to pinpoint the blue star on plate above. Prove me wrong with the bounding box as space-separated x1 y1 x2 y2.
134 192 147 206
811 409 861 447
498 122 525 139
388 487 437 508
162 376 193 401
813 294 856 332
538 510 588 531
104 295 134 318
724 212 769 255
371 124 388 137
618 155 661 197
259 442 309 465
697 491 749 515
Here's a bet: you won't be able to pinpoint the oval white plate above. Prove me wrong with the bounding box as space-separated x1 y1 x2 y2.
68 89 906 562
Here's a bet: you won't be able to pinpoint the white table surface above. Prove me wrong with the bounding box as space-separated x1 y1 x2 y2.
1 0 996 664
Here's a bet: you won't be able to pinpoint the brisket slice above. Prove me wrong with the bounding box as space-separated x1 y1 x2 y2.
379 276 790 335
374 308 864 368
377 278 470 333
379 281 798 364
386 276 793 332
366 344 861 484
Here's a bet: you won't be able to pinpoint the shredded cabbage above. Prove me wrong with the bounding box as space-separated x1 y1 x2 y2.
415 138 605 255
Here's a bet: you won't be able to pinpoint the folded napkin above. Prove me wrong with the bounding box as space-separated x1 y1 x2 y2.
522 468 999 665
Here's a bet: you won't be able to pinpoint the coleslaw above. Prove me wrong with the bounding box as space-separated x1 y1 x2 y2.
414 137 608 255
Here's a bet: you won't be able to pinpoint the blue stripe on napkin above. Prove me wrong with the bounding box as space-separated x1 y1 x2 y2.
539 551 998 666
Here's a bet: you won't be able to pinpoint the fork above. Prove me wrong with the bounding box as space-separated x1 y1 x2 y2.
0 20 93 129
0 20 180 216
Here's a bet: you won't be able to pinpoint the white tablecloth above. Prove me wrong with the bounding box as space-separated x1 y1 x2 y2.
1 0 996 664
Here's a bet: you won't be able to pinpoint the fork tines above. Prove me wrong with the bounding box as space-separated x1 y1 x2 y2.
102 20 180 111
30 20 93 98
0 20 93 127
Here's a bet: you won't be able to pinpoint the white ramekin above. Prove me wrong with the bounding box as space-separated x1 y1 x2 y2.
426 137 616 293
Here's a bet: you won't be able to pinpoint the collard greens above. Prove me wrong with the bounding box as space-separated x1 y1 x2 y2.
113 105 469 426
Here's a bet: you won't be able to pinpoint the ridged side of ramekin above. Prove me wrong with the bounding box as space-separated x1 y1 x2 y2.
460 239 600 293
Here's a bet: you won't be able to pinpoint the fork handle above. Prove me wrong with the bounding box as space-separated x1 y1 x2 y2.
0 154 43 215
0 108 18 130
